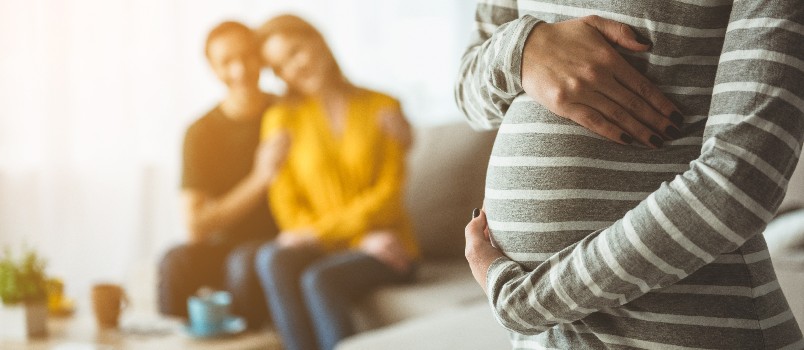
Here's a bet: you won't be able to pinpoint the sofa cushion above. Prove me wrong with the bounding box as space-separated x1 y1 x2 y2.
339 302 509 350
404 122 496 259
764 209 804 334
353 259 486 330
779 155 804 213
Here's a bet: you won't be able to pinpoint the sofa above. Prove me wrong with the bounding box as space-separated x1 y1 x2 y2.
344 121 510 349
337 122 804 350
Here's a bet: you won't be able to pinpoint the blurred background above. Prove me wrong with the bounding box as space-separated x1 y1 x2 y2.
0 0 475 299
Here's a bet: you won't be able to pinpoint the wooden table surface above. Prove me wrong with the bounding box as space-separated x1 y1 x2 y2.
1 309 282 350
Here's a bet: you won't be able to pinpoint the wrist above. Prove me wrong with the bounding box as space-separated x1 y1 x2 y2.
247 170 272 189
484 255 510 296
513 15 545 91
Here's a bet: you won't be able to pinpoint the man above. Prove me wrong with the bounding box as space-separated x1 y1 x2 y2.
158 21 288 329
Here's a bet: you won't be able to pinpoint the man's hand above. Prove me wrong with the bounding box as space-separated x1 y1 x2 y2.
277 229 320 249
522 15 683 148
465 208 504 294
378 108 413 150
253 131 291 184
359 230 412 273
184 131 291 243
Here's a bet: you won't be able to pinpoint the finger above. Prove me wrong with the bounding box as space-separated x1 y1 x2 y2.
486 227 500 249
378 112 390 132
611 79 681 141
611 61 683 126
466 209 486 231
559 103 635 145
379 110 413 148
386 247 410 270
478 206 492 241
582 15 651 52
378 247 408 272
389 258 409 273
584 92 662 148
466 208 491 241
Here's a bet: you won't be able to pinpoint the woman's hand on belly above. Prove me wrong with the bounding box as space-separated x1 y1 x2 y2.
465 208 504 294
521 15 683 148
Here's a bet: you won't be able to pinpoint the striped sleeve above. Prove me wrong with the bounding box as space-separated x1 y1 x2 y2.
454 0 542 130
484 1 804 335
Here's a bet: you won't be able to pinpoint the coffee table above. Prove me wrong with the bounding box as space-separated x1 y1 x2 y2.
1 310 283 350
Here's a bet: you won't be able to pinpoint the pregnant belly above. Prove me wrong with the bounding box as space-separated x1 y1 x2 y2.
485 97 701 269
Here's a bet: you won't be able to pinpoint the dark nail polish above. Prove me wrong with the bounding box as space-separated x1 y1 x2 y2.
472 208 480 219
665 125 681 140
649 135 664 148
620 133 634 144
669 111 683 126
636 34 653 46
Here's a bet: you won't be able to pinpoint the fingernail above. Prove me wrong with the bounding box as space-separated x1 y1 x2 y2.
620 133 634 144
635 34 652 46
649 135 664 148
472 208 480 219
669 111 683 126
665 125 681 140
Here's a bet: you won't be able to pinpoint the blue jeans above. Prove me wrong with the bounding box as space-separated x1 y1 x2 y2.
255 243 415 350
157 240 270 329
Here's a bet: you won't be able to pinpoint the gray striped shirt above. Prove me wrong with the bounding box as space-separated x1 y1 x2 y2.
455 0 804 349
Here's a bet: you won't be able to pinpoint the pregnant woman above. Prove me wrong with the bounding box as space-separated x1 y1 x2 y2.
457 1 803 349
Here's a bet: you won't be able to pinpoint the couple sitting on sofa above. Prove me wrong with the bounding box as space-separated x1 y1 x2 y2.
158 16 417 350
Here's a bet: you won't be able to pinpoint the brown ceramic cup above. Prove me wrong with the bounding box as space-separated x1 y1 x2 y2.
91 283 127 329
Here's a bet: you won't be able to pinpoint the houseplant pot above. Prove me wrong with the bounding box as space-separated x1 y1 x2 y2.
0 301 48 340
0 247 49 340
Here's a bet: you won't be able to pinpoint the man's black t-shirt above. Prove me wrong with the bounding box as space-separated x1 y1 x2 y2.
181 106 278 242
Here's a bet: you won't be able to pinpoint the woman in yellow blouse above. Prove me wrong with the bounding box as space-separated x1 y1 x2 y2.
253 15 418 350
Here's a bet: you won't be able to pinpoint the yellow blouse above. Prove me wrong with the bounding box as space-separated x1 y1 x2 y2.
261 88 418 257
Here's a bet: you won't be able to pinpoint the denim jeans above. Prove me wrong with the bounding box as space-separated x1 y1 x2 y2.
157 240 270 329
255 243 415 350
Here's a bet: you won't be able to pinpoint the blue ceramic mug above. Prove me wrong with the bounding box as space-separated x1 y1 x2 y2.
187 291 232 336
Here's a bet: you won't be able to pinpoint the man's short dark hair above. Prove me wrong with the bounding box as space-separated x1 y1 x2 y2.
204 21 258 58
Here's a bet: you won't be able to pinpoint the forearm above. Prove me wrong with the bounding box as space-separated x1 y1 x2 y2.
455 1 541 130
485 2 804 334
186 173 268 242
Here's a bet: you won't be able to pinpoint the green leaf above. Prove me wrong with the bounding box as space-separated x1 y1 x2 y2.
0 245 48 305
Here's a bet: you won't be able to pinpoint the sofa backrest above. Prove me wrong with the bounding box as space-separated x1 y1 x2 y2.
404 122 496 259
780 156 804 213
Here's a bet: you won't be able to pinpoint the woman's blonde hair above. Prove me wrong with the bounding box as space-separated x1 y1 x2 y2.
256 14 343 97
256 14 324 46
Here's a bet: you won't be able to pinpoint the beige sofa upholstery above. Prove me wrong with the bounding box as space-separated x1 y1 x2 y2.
353 261 487 328
350 122 497 331
340 122 804 349
404 122 496 260
342 302 509 350
770 147 804 334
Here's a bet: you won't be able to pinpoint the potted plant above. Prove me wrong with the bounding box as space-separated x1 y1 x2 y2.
0 247 49 340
